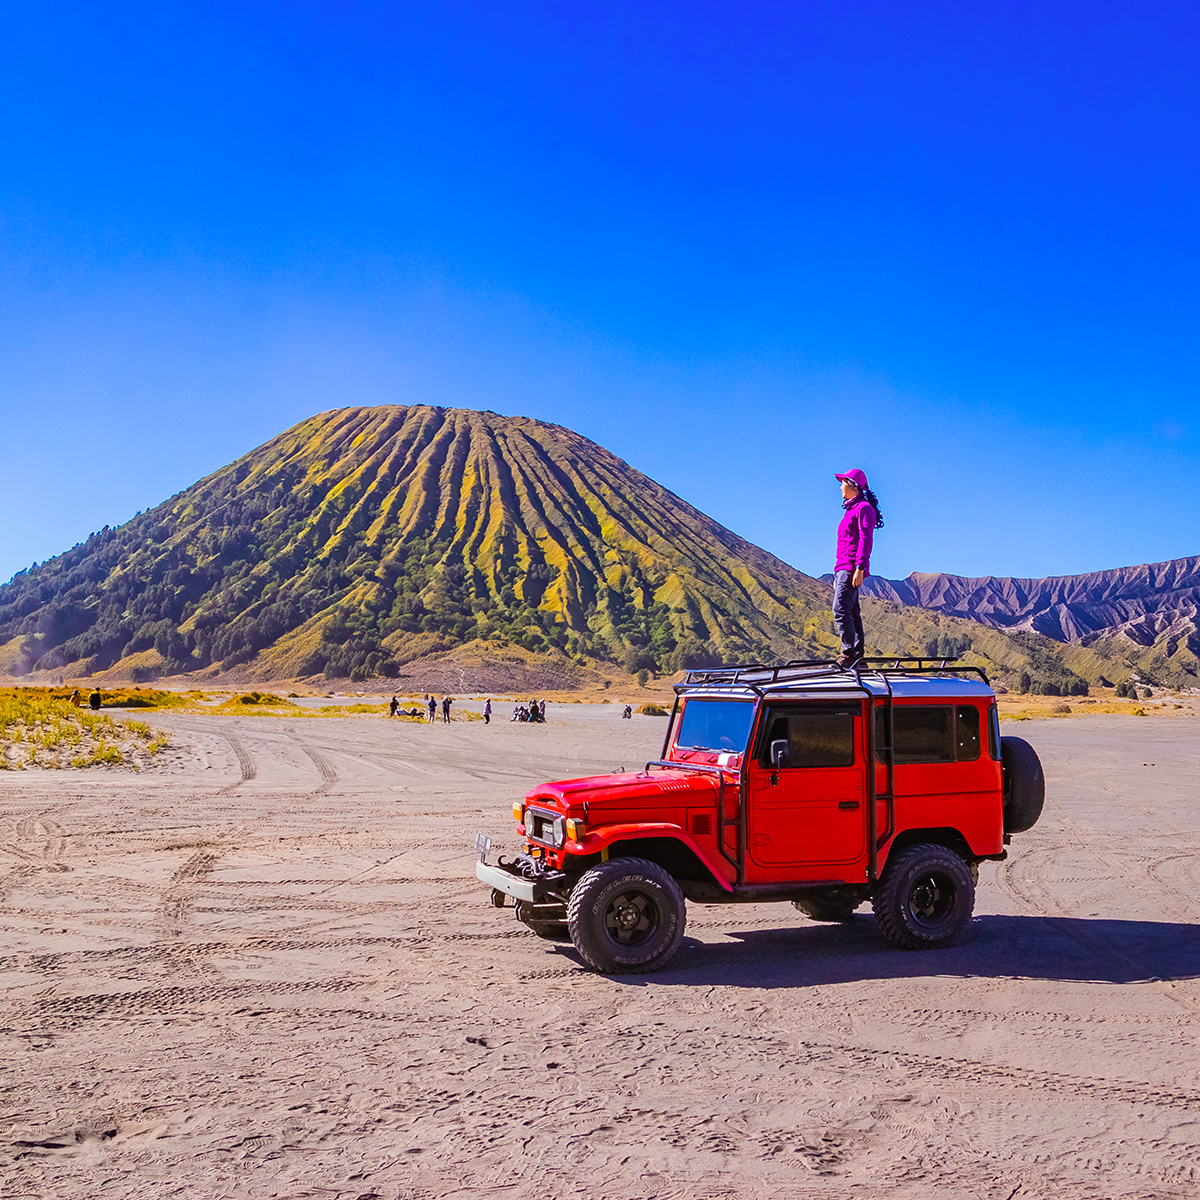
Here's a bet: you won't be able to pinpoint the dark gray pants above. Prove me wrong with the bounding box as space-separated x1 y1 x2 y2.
832 570 864 660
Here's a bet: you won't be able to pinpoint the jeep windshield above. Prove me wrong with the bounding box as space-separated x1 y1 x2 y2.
674 699 755 752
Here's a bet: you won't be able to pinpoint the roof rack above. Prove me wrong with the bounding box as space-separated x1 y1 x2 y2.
676 656 990 693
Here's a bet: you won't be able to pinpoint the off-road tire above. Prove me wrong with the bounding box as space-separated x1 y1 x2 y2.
566 857 685 974
873 843 975 949
792 891 861 922
1001 735 1045 833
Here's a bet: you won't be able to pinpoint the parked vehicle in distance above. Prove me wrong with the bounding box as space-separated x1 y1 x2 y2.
476 658 1045 973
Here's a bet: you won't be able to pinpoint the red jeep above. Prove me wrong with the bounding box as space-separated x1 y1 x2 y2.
476 659 1044 973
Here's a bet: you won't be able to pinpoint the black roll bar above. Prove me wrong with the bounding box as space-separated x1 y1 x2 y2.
679 656 990 693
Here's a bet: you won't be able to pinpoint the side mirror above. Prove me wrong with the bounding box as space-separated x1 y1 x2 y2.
770 739 791 770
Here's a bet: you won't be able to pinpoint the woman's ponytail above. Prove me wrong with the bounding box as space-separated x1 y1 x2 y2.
863 487 884 528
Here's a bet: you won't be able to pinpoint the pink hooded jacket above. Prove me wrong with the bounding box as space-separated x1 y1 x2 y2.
835 497 877 575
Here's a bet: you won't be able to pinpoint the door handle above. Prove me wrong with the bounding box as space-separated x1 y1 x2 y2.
838 800 860 811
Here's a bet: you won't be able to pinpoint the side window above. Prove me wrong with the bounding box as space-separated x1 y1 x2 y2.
757 705 857 768
876 704 983 764
988 702 1001 760
956 706 981 761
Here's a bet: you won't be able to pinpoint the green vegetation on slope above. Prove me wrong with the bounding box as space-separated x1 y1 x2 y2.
0 406 828 681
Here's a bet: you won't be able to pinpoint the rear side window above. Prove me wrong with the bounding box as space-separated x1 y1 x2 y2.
988 702 1001 760
876 704 982 764
675 700 755 752
955 706 980 761
757 704 857 768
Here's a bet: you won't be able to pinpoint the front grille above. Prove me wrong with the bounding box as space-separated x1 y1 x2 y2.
525 806 564 848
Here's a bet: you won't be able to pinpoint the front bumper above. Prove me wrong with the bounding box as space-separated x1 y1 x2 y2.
476 858 570 904
476 859 540 902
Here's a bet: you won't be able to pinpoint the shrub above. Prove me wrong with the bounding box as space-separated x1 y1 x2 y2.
637 703 668 716
231 692 293 707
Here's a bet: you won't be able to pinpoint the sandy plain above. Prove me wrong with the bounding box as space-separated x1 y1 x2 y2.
2 704 1199 1200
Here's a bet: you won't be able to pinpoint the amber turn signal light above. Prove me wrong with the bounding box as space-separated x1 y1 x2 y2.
564 818 585 842
512 802 524 822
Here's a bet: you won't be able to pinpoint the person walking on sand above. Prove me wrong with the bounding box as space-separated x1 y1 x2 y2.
442 695 452 723
484 698 491 725
832 469 884 669
427 695 436 722
389 696 399 717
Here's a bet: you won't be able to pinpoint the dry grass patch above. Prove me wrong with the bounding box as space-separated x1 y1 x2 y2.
0 688 170 770
997 691 1196 721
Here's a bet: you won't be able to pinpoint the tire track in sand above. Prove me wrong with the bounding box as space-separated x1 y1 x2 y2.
0 926 535 974
0 817 69 905
158 848 220 938
996 845 1200 1014
0 816 69 874
291 736 337 795
15 984 1200 1116
218 736 256 795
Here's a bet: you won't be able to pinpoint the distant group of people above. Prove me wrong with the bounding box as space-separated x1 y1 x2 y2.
385 694 496 724
381 691 508 724
70 688 102 711
512 698 546 723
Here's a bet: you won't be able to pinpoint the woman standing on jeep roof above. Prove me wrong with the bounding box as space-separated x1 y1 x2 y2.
832 468 884 669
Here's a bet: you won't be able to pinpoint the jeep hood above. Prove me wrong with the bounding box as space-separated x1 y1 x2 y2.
527 769 723 812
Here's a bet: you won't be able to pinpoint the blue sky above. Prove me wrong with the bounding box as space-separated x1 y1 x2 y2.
2 1 1198 585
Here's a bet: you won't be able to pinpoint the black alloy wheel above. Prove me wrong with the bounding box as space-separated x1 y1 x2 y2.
873 843 975 949
907 872 954 929
605 888 659 944
567 857 686 974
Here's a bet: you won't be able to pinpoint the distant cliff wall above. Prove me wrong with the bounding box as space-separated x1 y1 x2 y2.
839 556 1200 687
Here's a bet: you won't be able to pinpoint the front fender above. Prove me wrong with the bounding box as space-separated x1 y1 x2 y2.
567 822 734 892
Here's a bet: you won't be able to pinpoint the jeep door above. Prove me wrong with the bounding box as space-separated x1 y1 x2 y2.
746 701 866 871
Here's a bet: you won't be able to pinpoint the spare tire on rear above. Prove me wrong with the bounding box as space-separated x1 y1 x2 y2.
1001 735 1045 833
